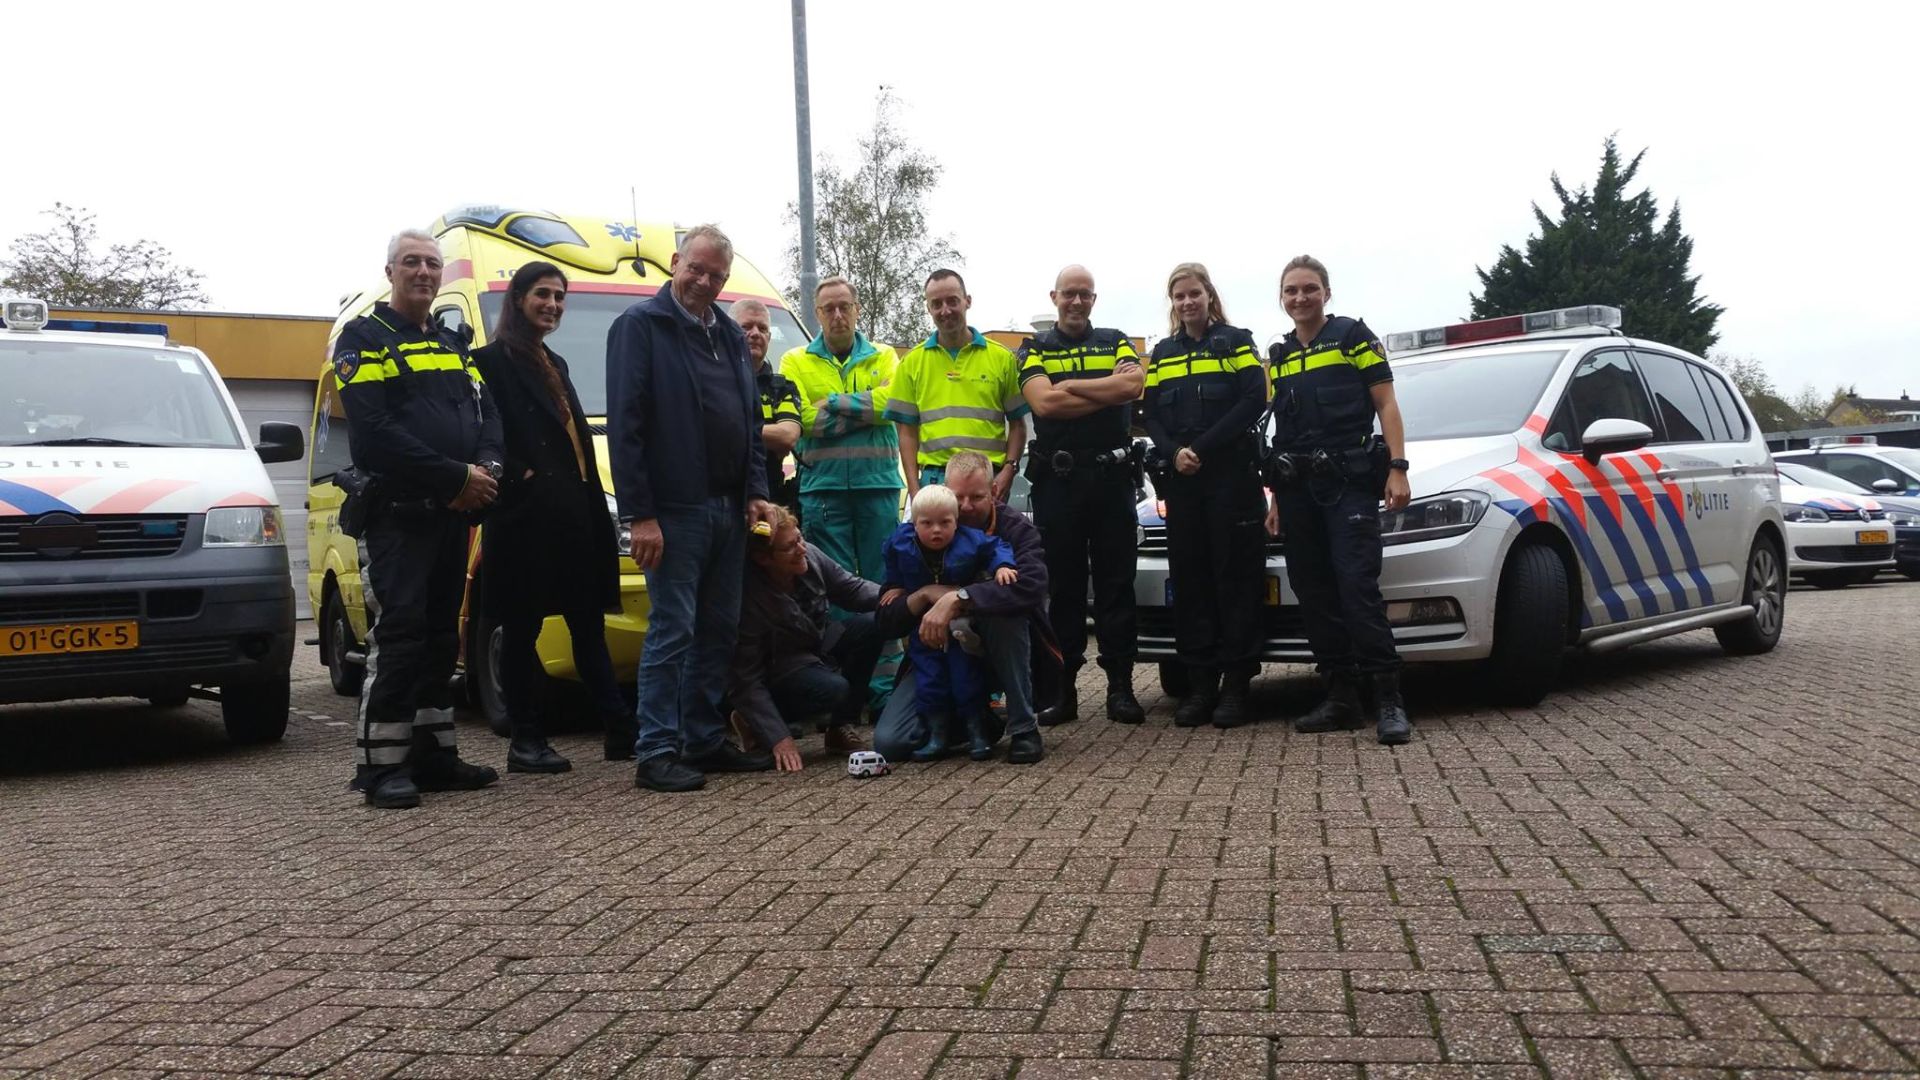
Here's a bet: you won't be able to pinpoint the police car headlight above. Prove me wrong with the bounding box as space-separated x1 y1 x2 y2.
607 493 632 558
204 506 285 547
1379 491 1489 546
1782 505 1831 523
1884 509 1920 527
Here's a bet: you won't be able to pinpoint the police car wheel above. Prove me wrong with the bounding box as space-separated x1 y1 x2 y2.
221 674 290 744
322 591 364 697
1483 541 1569 708
1716 534 1785 656
1158 661 1192 698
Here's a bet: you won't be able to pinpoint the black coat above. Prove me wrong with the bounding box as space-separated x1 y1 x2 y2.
472 341 620 620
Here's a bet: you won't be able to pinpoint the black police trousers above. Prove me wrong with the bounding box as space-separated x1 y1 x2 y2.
356 508 468 767
1032 466 1137 677
1162 457 1266 669
1274 479 1400 676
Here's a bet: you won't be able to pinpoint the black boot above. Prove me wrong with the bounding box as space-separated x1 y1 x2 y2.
411 748 500 792
1294 672 1364 733
507 735 572 774
1007 729 1044 764
1105 666 1146 725
1038 680 1078 727
1212 664 1256 729
355 765 421 809
1372 672 1412 745
1173 667 1219 728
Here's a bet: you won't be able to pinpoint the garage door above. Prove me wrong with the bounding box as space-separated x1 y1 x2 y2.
225 379 318 619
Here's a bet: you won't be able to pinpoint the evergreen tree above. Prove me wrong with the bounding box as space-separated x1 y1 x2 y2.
1471 139 1720 355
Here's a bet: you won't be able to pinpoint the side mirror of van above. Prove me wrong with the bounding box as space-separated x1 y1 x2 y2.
1872 478 1900 493
1580 418 1653 464
257 421 305 464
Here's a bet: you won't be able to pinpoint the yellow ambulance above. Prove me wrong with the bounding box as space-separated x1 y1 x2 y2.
307 207 810 732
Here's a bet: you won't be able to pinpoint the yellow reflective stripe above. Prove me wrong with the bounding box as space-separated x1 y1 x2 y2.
1348 343 1387 369
344 358 401 384
1272 351 1353 380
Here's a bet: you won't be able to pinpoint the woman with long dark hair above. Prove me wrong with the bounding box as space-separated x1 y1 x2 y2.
472 261 632 772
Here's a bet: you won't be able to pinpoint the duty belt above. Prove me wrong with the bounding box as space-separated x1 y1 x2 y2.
1030 444 1134 479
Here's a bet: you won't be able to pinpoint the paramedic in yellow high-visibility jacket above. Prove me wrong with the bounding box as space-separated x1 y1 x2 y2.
886 269 1029 503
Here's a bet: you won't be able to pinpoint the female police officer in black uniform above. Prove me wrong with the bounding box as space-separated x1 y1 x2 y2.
1265 255 1411 744
1144 262 1268 729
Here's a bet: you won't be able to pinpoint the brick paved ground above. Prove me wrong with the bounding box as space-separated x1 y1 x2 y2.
4 580 1919 1078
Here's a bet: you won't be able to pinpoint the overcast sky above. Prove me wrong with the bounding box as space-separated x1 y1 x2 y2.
4 1 1914 401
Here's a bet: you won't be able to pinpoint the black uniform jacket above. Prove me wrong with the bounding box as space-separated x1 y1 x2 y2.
471 340 619 621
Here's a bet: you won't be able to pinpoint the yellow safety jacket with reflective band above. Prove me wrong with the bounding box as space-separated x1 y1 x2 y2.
887 328 1029 467
780 332 902 493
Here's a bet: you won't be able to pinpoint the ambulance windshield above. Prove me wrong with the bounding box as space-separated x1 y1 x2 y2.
0 340 243 449
476 292 811 416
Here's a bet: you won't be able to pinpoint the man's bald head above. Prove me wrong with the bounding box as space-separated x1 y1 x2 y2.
1050 264 1097 337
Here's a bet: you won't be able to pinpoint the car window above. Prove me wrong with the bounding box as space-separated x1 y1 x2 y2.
1633 351 1717 444
1543 349 1655 452
1693 363 1750 441
1389 348 1566 440
1820 453 1904 490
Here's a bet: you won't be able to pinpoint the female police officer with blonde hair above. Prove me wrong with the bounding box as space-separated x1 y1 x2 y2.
1143 263 1268 729
1265 254 1411 745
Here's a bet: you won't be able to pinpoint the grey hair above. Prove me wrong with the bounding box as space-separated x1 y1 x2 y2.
944 450 993 484
679 223 734 261
815 275 858 305
730 296 770 320
386 228 439 266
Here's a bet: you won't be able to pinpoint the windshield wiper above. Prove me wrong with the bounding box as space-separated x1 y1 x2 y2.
9 437 157 447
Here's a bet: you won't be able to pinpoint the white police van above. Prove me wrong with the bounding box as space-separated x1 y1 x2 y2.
1134 305 1787 705
0 298 304 742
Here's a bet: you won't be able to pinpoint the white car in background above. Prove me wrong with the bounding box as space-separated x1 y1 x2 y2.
1134 305 1788 706
1774 474 1896 589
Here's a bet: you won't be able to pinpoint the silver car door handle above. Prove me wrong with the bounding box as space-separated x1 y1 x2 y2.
1657 471 1677 482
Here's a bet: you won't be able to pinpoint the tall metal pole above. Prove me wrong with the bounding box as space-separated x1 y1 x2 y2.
791 0 819 336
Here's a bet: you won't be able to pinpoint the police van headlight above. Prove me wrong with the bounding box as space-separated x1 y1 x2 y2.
607 493 632 558
1782 505 1831 523
1379 491 1488 546
204 505 285 547
1884 509 1920 527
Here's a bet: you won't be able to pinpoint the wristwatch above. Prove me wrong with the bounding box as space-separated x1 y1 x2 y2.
480 460 505 481
955 587 971 604
1388 458 1410 472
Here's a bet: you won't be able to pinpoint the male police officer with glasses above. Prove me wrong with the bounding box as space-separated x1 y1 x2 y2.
334 228 505 808
1016 266 1148 726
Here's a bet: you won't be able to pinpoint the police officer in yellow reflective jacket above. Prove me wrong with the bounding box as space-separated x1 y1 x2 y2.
1265 254 1411 745
732 298 803 510
1017 265 1147 727
1144 262 1267 729
335 229 505 808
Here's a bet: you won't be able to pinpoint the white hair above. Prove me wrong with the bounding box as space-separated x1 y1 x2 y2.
943 450 993 485
679 223 734 262
730 296 770 320
910 484 959 522
386 228 439 266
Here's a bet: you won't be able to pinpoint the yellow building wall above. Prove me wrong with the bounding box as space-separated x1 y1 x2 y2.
52 307 332 382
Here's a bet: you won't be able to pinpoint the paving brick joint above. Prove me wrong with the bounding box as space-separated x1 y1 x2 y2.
4 581 1918 1078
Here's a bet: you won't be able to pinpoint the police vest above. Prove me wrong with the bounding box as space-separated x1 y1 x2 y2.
1268 315 1391 452
333 304 490 499
1145 324 1261 444
1017 327 1140 451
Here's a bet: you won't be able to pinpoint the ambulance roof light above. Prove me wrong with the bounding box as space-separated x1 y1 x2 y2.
1383 305 1623 354
1809 435 1880 448
2 297 50 331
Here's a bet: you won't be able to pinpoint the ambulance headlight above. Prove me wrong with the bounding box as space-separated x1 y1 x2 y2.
204 506 285 547
1379 491 1489 546
607 493 632 558
1782 505 1830 523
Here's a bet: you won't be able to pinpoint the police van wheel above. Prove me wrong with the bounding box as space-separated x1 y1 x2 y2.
1716 535 1785 655
221 675 290 744
322 592 364 697
471 615 513 738
1483 542 1568 708
1158 661 1191 698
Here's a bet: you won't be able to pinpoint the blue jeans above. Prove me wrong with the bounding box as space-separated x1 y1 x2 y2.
769 613 883 731
634 495 743 763
875 615 1034 760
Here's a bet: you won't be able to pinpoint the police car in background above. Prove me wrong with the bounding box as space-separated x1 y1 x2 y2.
0 298 303 742
1774 459 1916 583
1134 305 1787 706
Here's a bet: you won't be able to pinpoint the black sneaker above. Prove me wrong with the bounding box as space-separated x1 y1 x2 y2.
413 753 500 792
635 755 706 792
1007 730 1044 764
684 743 775 773
1295 674 1365 733
1105 687 1146 725
507 737 572 774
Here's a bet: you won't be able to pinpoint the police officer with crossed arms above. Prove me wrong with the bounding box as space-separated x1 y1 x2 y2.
1265 255 1411 745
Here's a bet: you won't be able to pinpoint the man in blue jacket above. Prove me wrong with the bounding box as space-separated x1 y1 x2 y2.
606 224 779 793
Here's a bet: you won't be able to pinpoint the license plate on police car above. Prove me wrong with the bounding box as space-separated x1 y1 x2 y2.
1858 530 1890 545
1164 579 1284 606
0 621 139 657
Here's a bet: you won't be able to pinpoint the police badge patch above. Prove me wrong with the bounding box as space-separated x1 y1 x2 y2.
333 346 360 383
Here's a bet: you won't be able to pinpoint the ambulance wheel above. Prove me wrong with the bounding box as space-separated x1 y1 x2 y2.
1716 534 1785 655
1483 541 1567 708
322 591 364 697
222 674 289 744
471 615 513 738
1158 661 1191 698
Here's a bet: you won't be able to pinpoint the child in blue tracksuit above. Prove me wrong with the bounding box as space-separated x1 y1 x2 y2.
881 484 1018 761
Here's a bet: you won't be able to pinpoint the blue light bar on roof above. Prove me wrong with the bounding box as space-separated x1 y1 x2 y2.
43 318 170 338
